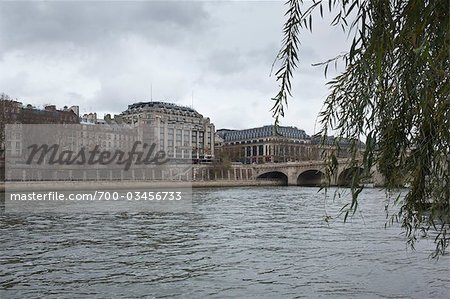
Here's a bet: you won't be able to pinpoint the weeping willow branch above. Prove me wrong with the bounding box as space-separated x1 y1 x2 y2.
271 0 302 127
272 0 449 257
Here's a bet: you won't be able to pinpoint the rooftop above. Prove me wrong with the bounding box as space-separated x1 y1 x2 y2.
218 125 309 142
127 101 198 114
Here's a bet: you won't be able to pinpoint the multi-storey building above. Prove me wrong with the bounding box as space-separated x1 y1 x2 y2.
1 100 80 180
116 101 215 162
5 104 79 156
216 125 323 164
217 125 364 164
1 101 79 157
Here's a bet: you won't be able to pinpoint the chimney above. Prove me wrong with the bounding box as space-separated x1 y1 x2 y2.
44 105 56 111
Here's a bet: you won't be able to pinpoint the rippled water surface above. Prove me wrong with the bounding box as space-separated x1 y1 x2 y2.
1 187 449 298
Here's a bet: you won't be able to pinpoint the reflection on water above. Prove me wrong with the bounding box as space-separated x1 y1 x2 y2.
1 187 449 298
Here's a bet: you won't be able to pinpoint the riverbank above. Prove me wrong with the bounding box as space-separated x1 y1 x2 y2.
1 179 284 191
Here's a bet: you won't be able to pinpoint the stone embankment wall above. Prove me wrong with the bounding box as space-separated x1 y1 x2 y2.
1 165 282 191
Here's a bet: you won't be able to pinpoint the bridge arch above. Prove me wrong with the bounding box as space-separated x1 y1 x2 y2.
337 167 364 186
256 171 288 186
297 169 325 186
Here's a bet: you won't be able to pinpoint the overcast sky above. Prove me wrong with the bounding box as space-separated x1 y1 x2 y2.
0 1 349 135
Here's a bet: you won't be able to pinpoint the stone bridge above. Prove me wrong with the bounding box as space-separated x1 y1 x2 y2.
252 160 383 186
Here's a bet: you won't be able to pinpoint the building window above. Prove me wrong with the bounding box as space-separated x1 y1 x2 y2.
184 130 190 146
168 128 174 142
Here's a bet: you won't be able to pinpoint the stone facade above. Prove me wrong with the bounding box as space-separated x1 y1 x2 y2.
117 101 215 162
216 125 320 164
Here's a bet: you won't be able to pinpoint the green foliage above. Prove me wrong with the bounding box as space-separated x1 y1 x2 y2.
212 153 232 172
273 0 449 257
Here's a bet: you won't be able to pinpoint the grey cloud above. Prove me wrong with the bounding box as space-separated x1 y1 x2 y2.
0 2 209 51
0 1 349 135
204 49 245 75
203 43 279 76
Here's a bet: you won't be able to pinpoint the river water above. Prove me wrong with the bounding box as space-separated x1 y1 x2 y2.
1 187 449 298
